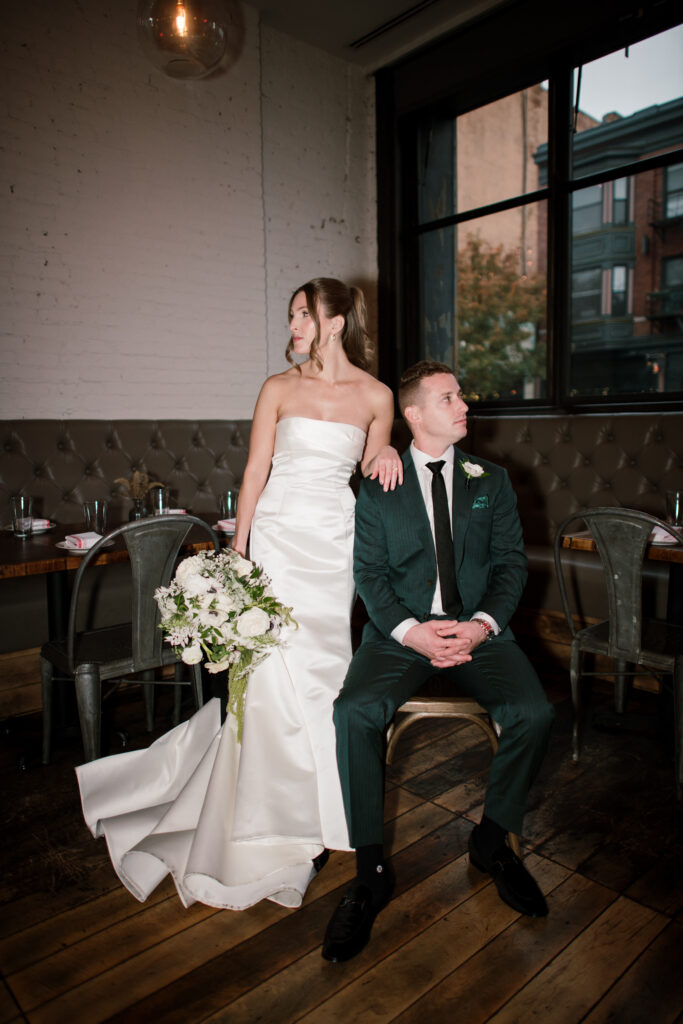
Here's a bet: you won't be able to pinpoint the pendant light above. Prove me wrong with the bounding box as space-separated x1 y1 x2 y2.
137 0 234 79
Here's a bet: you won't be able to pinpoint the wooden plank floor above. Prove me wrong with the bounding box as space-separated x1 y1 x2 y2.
1 678 682 1024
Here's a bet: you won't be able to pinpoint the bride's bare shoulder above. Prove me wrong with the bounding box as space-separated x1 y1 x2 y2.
353 369 394 406
259 368 300 396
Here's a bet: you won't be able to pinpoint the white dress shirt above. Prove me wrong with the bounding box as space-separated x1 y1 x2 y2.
391 441 500 645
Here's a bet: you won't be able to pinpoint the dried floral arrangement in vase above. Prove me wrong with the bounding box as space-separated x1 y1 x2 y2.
115 471 164 520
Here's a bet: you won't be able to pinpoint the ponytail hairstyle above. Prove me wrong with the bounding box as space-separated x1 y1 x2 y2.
285 277 371 372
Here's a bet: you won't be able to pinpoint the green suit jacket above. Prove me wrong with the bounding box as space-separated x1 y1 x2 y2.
353 445 527 641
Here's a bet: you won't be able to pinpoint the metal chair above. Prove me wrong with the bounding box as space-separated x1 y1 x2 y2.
40 514 220 763
554 507 683 795
387 677 521 854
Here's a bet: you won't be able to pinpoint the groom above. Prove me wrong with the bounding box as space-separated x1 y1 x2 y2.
322 360 554 963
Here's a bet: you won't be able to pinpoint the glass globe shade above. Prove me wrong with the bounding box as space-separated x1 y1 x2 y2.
137 0 231 79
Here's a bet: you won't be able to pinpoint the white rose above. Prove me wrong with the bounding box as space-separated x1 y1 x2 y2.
236 606 270 638
181 643 203 665
214 591 237 613
230 553 254 578
462 461 485 477
175 554 207 584
183 574 214 597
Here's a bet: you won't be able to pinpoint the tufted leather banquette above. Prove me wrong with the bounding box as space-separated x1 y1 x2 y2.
394 410 683 622
0 420 252 525
1 412 682 656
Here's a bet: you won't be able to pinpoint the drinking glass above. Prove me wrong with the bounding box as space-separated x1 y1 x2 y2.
218 489 239 519
150 486 170 516
11 496 33 537
83 499 108 535
665 489 683 527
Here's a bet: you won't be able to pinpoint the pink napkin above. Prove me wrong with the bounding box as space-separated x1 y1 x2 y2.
650 524 682 544
64 531 101 549
32 518 51 530
217 518 236 532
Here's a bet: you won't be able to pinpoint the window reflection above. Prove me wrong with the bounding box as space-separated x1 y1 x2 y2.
665 164 683 218
419 209 547 402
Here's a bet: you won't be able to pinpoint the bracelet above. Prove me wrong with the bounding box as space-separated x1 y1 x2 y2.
471 617 494 643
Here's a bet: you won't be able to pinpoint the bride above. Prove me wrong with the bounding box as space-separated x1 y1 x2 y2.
76 277 403 910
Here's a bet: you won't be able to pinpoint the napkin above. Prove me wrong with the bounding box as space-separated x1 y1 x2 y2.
650 524 682 544
64 531 101 549
32 518 51 530
217 518 236 531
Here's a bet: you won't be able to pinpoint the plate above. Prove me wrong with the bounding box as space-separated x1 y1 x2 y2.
217 524 236 534
56 539 114 554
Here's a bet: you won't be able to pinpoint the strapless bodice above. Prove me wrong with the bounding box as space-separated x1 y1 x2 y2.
269 417 366 491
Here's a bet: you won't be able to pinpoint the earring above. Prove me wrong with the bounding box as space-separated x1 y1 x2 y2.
330 333 336 342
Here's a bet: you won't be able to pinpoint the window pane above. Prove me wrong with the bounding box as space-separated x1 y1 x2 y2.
572 26 683 180
570 167 683 396
572 268 602 321
665 163 683 218
418 203 547 402
416 83 548 225
572 185 603 234
663 256 683 287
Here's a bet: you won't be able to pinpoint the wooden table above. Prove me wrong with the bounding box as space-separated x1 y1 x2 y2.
0 518 231 639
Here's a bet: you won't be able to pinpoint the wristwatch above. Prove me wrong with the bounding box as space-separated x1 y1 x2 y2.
471 617 494 643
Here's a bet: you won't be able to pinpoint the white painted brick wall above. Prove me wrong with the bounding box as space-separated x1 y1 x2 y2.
261 26 377 376
0 1 377 419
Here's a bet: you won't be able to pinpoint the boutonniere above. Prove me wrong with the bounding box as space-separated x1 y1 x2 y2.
458 459 490 490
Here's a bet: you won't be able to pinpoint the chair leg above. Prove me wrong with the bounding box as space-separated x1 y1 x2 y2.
173 662 183 726
74 664 101 762
141 670 154 732
674 663 682 801
614 658 631 714
570 640 581 761
40 656 54 765
190 663 204 712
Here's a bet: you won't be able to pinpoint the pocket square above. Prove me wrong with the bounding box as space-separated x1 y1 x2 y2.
472 495 489 510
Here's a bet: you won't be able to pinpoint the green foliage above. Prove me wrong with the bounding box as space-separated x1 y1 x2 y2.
456 235 546 401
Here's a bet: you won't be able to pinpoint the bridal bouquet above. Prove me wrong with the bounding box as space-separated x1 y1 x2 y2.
154 549 296 741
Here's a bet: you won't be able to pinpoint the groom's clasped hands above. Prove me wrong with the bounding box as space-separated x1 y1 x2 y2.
404 618 485 667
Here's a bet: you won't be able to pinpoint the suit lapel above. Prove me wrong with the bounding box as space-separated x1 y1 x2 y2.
400 448 435 559
451 446 472 571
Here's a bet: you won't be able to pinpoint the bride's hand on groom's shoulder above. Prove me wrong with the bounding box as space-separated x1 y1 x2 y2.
403 620 473 667
368 446 403 492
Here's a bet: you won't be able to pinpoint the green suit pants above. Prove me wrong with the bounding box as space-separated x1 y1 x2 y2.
333 633 554 845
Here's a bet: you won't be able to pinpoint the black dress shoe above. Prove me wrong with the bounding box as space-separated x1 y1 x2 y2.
312 848 330 874
322 869 395 963
468 827 548 918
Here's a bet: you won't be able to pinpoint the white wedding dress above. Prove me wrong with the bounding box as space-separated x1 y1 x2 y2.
76 417 365 910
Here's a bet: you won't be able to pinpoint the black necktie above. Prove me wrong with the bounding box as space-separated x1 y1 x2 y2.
426 461 462 617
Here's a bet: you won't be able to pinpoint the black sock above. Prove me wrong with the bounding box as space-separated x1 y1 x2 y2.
355 844 386 893
476 815 507 858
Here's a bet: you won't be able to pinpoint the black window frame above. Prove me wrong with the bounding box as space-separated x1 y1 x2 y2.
375 0 683 413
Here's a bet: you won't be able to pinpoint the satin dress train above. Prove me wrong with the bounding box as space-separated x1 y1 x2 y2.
76 417 365 910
